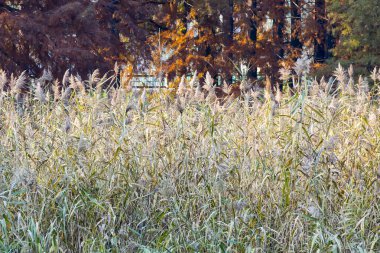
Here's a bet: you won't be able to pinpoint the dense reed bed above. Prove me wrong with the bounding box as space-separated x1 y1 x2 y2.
0 66 379 252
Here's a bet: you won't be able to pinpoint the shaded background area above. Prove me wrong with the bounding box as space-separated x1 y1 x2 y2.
0 0 379 81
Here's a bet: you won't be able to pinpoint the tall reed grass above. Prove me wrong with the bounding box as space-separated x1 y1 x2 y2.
0 66 379 252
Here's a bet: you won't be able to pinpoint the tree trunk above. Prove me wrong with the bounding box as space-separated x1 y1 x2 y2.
291 0 302 52
272 0 285 88
221 0 234 83
182 0 191 34
228 0 234 41
248 0 258 80
275 0 285 60
314 0 327 63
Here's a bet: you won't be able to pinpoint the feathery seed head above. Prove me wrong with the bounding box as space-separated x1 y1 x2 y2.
358 75 369 95
319 76 328 93
53 79 61 101
75 75 86 94
35 82 46 103
334 63 347 88
189 70 199 88
69 74 77 89
370 67 377 82
348 64 354 78
62 69 70 87
12 71 28 95
177 75 187 96
88 69 100 89
38 69 53 83
293 52 312 76
222 81 231 94
0 70 7 91
204 71 214 91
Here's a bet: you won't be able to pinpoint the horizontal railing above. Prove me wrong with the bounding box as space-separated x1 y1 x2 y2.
127 74 168 88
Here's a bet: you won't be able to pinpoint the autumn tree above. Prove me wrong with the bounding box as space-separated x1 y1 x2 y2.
327 0 380 72
3 0 377 88
0 0 165 78
150 0 237 79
